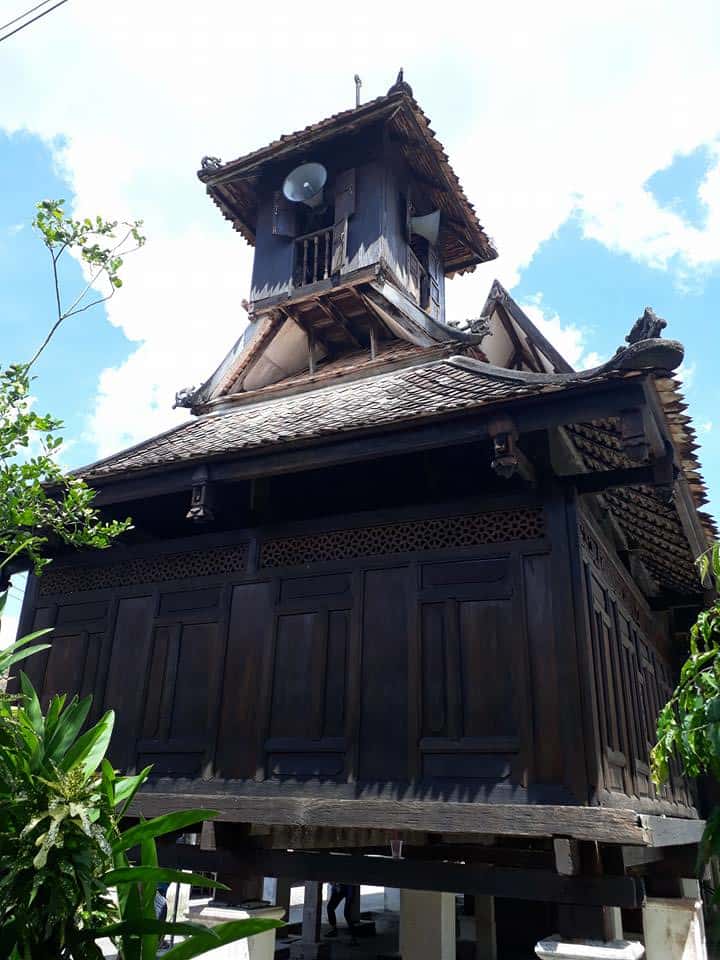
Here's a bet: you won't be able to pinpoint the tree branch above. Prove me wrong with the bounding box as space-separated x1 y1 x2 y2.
26 230 141 370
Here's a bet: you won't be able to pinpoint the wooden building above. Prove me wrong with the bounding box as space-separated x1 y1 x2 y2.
16 74 717 958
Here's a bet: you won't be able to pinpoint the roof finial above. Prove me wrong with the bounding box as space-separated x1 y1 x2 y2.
626 307 667 344
387 67 413 97
354 74 362 108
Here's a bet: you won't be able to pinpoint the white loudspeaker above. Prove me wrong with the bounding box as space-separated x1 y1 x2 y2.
282 162 328 208
410 209 441 246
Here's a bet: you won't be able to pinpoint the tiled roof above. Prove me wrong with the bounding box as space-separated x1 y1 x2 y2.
198 91 496 275
77 356 584 482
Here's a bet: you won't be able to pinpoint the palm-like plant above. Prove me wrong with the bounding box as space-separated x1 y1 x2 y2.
0 609 282 959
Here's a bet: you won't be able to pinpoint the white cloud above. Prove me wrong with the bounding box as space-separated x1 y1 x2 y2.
7 223 23 236
676 361 697 391
2 0 720 455
701 421 713 433
517 293 605 370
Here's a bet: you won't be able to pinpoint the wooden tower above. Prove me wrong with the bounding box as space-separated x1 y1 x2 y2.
14 74 715 959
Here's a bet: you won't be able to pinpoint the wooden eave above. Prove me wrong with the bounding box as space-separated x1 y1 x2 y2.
83 370 653 502
198 92 496 275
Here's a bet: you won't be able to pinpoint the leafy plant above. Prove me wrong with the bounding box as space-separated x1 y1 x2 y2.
0 199 143 584
652 544 720 894
0 659 281 959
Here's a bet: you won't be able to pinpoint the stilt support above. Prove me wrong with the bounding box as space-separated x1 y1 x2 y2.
400 890 456 960
642 897 707 960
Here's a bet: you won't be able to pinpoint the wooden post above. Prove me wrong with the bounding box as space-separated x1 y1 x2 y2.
276 877 293 920
220 873 264 906
474 896 497 960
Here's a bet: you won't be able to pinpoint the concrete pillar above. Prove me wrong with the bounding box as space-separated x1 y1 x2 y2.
643 897 707 960
400 890 456 960
347 884 361 925
192 904 285 960
290 881 328 960
165 877 191 921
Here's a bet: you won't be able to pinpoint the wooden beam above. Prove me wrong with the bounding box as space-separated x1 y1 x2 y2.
130 792 652 845
639 815 705 848
90 378 651 507
569 464 662 494
312 297 362 350
157 845 644 908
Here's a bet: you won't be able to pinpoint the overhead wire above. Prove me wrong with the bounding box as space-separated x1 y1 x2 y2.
0 0 56 33
0 0 69 44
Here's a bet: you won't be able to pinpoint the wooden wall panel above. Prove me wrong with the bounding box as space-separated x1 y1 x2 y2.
577 511 696 814
216 581 273 779
270 613 324 741
416 555 525 784
523 554 563 784
102 595 155 771
459 601 514 739
358 567 410 782
324 610 348 738
43 632 88 706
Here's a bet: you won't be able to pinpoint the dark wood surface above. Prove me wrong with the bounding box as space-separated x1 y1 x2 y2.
156 844 645 908
18 482 699 838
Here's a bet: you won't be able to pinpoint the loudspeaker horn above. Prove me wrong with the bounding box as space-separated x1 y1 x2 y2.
410 209 441 246
283 162 328 208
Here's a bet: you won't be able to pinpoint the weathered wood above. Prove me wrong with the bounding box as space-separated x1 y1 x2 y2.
88 378 651 507
639 815 705 848
554 838 581 876
157 846 645 908
130 793 652 844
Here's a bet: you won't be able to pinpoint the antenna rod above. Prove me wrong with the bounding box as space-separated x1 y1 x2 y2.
354 74 362 108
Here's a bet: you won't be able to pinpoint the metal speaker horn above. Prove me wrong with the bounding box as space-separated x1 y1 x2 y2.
282 162 328 208
410 209 441 246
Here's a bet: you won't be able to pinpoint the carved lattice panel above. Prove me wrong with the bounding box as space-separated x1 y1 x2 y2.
38 544 248 597
259 508 544 569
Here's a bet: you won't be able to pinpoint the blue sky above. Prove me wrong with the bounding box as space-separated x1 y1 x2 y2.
1 2 719 637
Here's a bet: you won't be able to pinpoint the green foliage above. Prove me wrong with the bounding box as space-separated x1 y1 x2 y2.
0 653 281 959
0 671 120 958
33 200 145 298
652 544 720 895
0 198 143 577
652 544 720 787
0 362 131 576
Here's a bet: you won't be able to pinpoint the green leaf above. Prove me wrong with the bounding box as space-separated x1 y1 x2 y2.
92 919 215 938
61 708 114 777
161 919 284 960
20 672 43 733
114 809 217 853
3 643 51 671
114 765 152 816
103 866 228 890
10 627 54 649
45 694 92 763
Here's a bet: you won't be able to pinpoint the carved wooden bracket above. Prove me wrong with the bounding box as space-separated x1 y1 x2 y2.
488 417 535 483
620 407 650 462
186 466 215 522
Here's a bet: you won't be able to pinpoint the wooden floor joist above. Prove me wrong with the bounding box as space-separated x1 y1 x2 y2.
131 792 699 847
157 845 645 908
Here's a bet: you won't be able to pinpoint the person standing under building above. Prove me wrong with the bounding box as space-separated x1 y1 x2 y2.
325 882 358 940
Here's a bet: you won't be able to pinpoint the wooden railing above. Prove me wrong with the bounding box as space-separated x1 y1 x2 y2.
294 227 333 288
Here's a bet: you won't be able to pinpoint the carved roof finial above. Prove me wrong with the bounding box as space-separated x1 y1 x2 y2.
626 307 667 345
388 68 413 97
